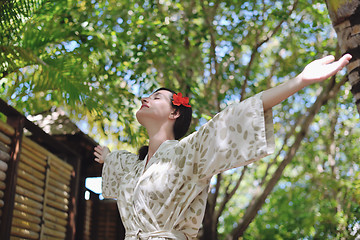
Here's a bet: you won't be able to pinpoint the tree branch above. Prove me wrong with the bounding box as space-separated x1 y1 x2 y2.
228 73 348 239
215 166 247 222
240 0 299 101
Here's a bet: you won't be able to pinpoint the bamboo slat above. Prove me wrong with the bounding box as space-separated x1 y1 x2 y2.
97 233 118 238
0 169 6 181
0 120 15 136
0 141 10 153
49 166 71 181
20 154 46 173
44 219 67 233
22 137 48 156
44 205 68 219
41 166 51 239
12 216 41 232
22 141 47 164
48 177 70 192
22 136 46 153
40 235 63 240
14 202 42 217
18 161 45 181
17 178 44 195
49 164 72 181
0 131 11 145
21 147 46 168
0 158 8 171
13 209 41 224
0 149 10 162
43 212 67 227
49 171 70 185
44 154 72 173
47 184 69 199
15 194 43 210
16 185 44 202
22 137 73 171
84 200 92 240
18 169 45 188
0 181 5 190
11 226 39 240
46 198 68 212
46 191 68 205
42 225 65 239
10 236 29 240
49 158 72 177
97 221 118 227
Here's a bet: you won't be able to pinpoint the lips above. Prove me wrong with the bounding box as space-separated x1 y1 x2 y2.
140 104 149 109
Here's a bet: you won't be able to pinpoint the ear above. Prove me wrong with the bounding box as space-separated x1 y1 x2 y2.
169 109 180 120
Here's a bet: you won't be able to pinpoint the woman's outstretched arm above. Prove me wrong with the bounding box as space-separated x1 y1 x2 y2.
262 54 352 111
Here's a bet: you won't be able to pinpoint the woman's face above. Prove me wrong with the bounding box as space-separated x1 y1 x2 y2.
136 90 175 126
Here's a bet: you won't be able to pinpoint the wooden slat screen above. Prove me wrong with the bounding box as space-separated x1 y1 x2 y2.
83 197 93 240
0 119 74 240
0 120 14 225
95 200 124 240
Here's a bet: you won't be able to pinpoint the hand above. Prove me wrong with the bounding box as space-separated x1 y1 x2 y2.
94 145 110 164
299 54 352 86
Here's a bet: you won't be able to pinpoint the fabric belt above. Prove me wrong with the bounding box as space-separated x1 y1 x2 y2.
125 229 187 240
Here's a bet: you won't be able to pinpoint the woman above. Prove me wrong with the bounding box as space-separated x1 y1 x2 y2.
94 54 352 240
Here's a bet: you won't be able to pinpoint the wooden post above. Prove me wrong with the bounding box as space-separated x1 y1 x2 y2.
66 155 81 240
75 171 87 240
0 115 24 239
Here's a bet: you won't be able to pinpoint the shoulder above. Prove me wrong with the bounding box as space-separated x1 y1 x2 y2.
107 150 136 159
106 150 139 168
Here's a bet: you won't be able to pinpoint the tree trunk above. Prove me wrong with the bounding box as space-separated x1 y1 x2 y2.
325 0 360 114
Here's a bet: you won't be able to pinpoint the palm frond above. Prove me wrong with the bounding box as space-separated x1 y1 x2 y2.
0 45 47 78
0 0 45 43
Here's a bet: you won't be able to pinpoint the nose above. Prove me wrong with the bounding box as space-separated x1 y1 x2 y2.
141 97 149 104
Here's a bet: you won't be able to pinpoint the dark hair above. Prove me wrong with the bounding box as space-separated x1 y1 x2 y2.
138 87 193 160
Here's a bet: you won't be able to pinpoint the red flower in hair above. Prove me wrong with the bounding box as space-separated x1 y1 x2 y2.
172 93 191 107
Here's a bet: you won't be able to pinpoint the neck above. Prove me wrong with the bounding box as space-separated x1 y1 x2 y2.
146 125 175 162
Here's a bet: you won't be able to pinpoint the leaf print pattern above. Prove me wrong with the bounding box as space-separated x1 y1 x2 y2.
102 92 275 240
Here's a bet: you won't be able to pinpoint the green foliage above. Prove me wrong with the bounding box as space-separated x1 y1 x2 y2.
245 87 360 239
1 0 359 238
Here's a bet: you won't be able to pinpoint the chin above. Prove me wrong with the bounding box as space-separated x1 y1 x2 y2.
136 111 146 126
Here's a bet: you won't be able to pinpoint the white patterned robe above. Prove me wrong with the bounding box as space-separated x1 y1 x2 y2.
102 92 275 239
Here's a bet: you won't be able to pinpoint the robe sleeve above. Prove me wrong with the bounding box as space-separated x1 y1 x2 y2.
101 150 127 199
179 92 275 181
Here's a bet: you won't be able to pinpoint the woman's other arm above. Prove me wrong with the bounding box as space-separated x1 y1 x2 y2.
262 54 352 111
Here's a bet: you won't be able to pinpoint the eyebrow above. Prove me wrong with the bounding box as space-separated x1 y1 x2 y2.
150 92 162 98
151 91 171 100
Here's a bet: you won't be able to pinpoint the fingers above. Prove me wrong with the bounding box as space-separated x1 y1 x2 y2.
318 54 352 66
332 54 352 73
94 145 103 153
94 151 101 158
94 145 105 164
318 55 335 65
322 54 352 65
338 54 352 67
341 53 352 62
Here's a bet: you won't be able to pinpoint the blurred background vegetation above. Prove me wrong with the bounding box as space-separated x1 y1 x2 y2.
1 0 359 239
